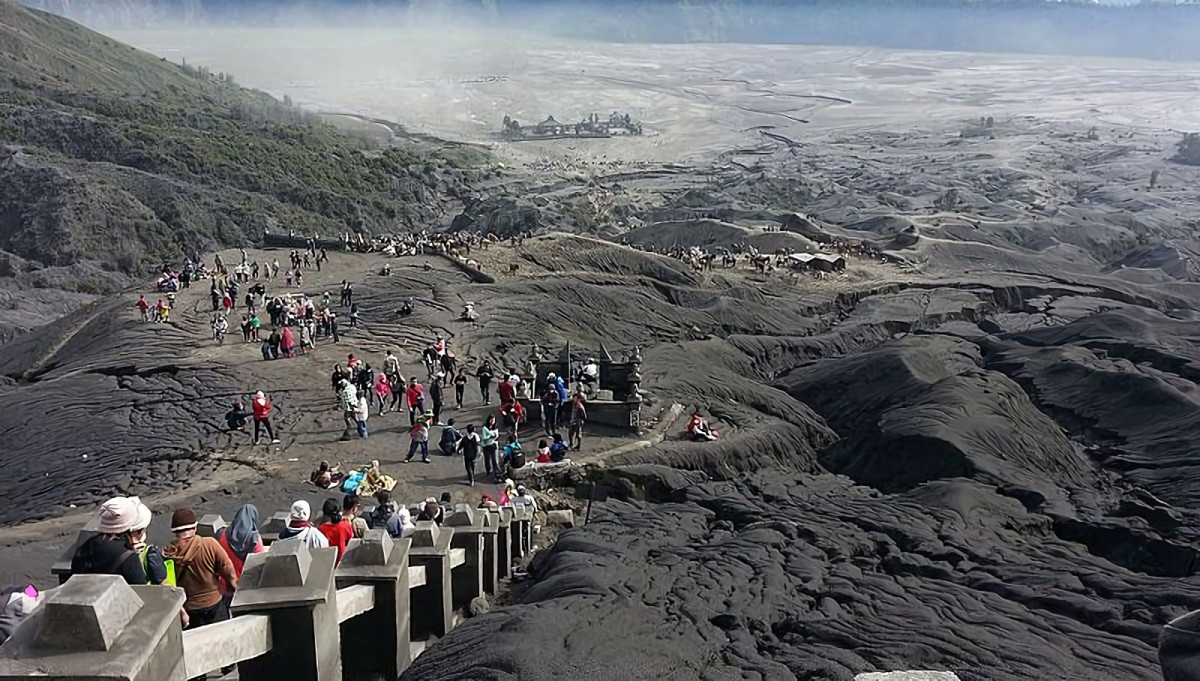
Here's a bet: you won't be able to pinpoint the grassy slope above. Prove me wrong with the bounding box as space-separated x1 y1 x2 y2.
0 0 483 277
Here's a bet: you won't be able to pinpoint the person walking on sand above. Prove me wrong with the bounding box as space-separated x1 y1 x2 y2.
338 377 358 439
136 294 150 322
454 371 467 408
459 423 481 486
251 390 280 445
373 371 392 415
406 377 425 426
477 360 494 404
568 391 588 450
404 416 431 464
430 374 445 425
481 414 501 482
354 390 370 439
384 350 400 379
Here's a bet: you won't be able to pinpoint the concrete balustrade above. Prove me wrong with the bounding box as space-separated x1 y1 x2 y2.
497 507 515 580
0 574 187 680
1 502 541 680
231 540 341 680
335 529 412 679
447 505 487 610
408 521 454 640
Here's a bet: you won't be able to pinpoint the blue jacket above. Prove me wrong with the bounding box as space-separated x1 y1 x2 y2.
555 377 568 402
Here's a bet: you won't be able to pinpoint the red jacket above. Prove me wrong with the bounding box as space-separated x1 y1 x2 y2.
252 396 271 419
407 385 423 407
498 380 515 404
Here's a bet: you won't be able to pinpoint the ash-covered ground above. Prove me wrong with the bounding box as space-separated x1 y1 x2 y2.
5 28 1200 680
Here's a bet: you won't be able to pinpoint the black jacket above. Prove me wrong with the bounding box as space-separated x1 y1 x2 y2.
71 534 147 585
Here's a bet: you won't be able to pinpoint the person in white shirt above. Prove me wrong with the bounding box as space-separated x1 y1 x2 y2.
276 501 330 549
513 484 539 513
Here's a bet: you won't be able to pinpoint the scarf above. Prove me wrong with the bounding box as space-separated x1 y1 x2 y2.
227 504 260 562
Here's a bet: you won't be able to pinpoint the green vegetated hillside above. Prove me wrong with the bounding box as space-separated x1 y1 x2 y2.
0 0 485 280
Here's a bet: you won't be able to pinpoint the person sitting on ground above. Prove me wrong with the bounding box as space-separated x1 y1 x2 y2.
398 298 413 317
343 495 368 539
363 460 396 495
550 433 569 462
686 410 718 441
225 400 249 432
417 498 444 525
277 500 330 549
162 508 239 629
513 484 539 513
318 498 354 563
477 493 499 511
503 435 525 470
438 418 461 456
311 461 344 489
535 438 552 463
70 496 149 586
215 504 263 584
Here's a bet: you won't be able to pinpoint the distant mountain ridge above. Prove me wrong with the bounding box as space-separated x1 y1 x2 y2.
20 0 1200 62
0 0 481 285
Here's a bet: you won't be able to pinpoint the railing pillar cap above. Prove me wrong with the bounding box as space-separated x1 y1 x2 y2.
0 576 185 679
411 521 443 548
232 542 337 612
36 575 143 653
447 504 482 528
197 514 226 539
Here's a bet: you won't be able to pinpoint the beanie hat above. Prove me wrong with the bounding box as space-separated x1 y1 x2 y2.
290 500 311 521
170 508 198 533
129 498 152 532
98 497 139 535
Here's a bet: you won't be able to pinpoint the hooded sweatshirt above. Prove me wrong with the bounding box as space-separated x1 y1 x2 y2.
162 535 237 612
278 523 330 549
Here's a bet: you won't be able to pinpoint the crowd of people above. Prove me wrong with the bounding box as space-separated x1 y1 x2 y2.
198 245 350 357
64 483 542 640
319 335 589 487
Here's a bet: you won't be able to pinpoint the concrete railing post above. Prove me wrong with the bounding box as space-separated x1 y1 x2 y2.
335 529 413 678
497 508 514 580
446 505 490 608
408 521 454 639
197 514 226 539
480 509 502 594
0 574 186 680
231 540 341 681
258 511 290 546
